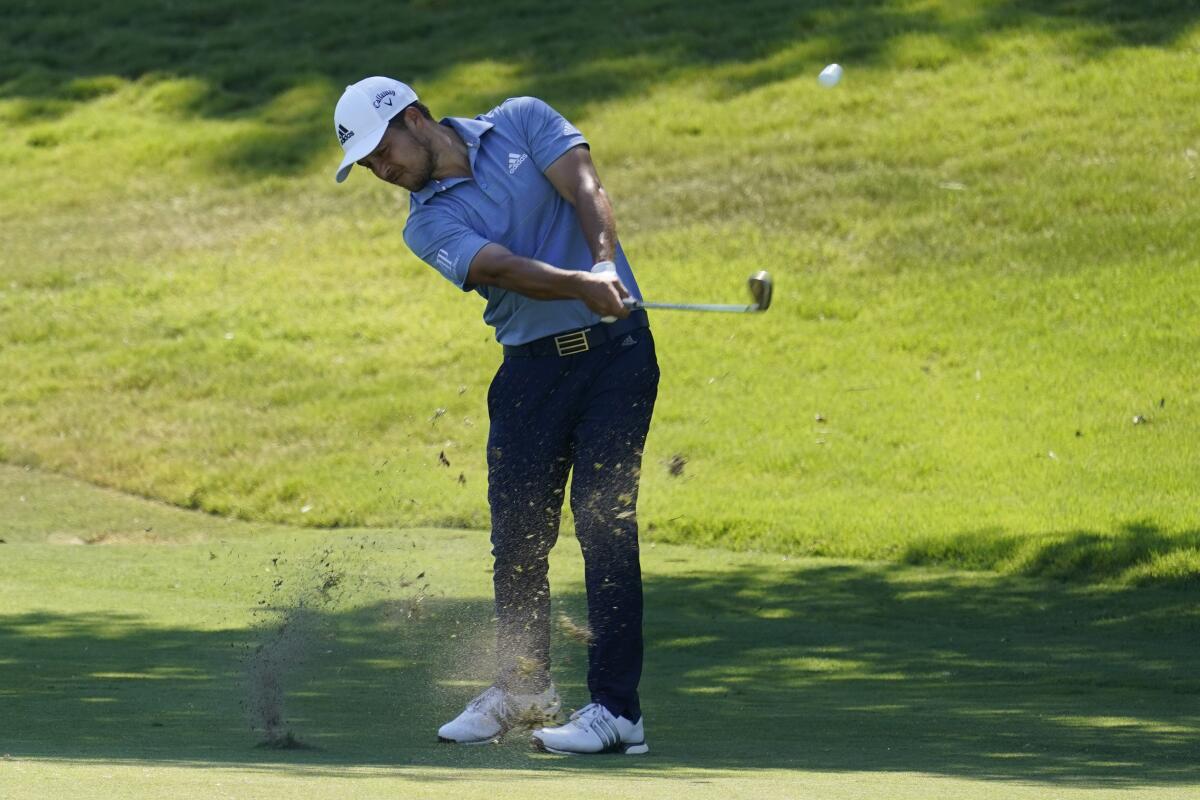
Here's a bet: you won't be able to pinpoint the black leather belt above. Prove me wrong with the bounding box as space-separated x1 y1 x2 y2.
503 310 650 358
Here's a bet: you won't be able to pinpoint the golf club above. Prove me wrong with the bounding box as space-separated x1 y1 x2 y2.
624 270 773 314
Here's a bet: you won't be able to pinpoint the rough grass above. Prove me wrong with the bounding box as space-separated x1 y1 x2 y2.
1 465 1197 798
2 1 1199 583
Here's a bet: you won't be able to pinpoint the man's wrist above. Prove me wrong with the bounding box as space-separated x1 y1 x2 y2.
565 268 592 301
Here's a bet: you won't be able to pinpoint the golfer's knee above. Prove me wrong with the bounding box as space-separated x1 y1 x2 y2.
572 490 637 533
491 538 552 580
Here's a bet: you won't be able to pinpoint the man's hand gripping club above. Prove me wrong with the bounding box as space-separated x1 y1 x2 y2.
465 245 632 321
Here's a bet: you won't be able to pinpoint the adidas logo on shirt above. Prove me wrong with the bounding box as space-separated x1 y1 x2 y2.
508 152 529 174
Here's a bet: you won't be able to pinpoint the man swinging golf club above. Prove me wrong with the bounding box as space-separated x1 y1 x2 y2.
332 76 657 755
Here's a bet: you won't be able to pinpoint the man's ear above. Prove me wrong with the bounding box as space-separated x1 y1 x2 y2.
403 105 426 131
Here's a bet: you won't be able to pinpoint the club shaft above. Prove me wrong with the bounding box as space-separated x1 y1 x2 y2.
627 301 758 313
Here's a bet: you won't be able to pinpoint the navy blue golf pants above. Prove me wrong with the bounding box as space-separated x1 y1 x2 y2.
488 327 659 722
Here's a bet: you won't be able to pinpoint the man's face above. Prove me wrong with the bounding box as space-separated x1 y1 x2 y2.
356 121 434 192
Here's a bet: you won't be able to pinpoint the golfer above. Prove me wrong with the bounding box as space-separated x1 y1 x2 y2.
332 76 658 755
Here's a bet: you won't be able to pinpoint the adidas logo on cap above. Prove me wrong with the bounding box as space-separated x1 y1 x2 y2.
337 123 354 145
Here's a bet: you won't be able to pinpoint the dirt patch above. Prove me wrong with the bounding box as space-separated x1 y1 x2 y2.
45 531 207 546
253 731 317 750
45 534 87 546
85 531 207 545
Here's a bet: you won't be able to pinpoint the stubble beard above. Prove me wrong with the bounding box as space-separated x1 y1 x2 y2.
403 140 436 192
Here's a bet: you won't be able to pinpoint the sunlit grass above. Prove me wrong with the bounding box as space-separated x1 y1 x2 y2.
2 2 1199 583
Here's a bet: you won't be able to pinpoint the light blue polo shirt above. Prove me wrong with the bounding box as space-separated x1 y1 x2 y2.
402 96 643 346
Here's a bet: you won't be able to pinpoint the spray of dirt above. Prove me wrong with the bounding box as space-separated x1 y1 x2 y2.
421 604 594 735
556 610 593 645
237 533 589 748
239 539 412 750
244 603 321 748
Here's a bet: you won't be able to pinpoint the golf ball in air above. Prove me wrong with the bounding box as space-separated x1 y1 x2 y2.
819 63 843 88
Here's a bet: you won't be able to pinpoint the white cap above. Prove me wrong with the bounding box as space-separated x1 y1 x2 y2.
333 76 418 183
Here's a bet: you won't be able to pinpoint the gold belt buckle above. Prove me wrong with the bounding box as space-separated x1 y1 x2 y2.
554 328 591 356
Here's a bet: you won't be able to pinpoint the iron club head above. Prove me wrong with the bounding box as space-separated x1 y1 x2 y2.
623 270 775 314
747 271 773 312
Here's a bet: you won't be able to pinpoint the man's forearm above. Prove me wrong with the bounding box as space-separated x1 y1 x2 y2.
573 184 618 264
467 247 628 319
475 251 586 301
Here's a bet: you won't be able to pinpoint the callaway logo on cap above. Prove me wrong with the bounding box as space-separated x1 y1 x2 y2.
332 76 418 183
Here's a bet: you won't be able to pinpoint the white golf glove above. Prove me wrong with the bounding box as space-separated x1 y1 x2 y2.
590 260 618 323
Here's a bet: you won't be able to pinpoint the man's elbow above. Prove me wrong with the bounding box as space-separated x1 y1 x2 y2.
466 248 509 287
573 178 606 209
465 260 497 288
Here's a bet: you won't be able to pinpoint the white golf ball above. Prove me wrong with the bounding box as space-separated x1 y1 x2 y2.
819 63 843 88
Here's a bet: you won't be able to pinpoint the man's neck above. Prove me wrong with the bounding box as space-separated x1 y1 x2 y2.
431 122 472 181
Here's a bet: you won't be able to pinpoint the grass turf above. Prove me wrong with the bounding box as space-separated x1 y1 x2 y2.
2 464 1199 798
2 2 1200 581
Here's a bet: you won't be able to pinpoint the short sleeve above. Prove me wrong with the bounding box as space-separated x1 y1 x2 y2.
403 208 491 291
506 96 589 173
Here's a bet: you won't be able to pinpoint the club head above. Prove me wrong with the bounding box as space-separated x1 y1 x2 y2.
747 271 773 312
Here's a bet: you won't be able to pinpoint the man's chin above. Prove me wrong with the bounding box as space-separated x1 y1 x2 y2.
404 169 435 193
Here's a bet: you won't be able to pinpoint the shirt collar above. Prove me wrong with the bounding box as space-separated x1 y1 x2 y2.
411 116 495 205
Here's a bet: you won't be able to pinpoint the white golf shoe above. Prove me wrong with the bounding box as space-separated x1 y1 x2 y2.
437 684 561 744
531 702 649 755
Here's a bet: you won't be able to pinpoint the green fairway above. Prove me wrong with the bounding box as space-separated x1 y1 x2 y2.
2 1 1198 581
2 3 1200 796
2 464 1198 798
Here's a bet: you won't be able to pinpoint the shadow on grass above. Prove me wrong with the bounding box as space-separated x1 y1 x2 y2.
903 520 1200 586
1 1 1197 175
2 560 1197 785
